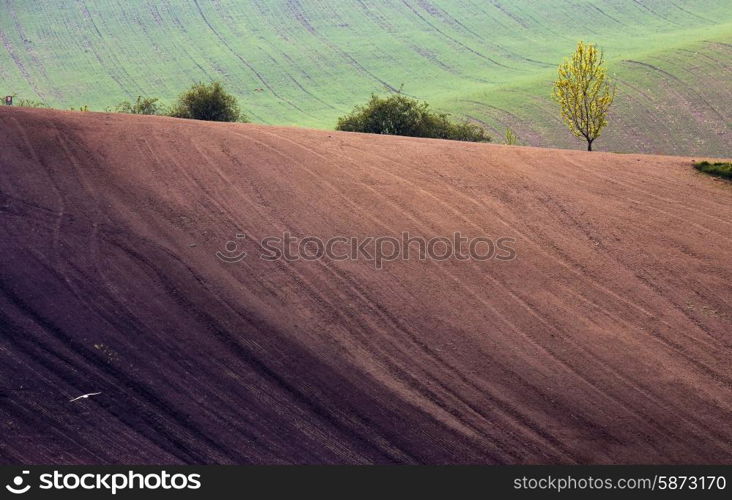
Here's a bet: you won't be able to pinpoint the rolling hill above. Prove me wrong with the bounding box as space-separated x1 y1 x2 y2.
0 0 730 155
0 107 730 464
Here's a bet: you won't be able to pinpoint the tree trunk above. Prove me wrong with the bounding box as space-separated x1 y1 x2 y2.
587 139 593 152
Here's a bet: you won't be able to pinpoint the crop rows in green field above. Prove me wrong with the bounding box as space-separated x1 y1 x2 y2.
0 0 730 155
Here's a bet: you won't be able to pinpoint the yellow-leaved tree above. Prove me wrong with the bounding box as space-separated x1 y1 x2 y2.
553 41 615 151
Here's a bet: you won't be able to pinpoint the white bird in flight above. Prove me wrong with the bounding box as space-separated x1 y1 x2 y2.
69 392 102 402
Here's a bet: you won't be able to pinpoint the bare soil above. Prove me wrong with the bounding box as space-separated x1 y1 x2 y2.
0 108 730 464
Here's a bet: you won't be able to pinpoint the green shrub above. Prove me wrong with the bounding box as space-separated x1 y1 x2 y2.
693 161 732 180
17 98 51 108
505 128 519 145
169 82 246 122
111 96 166 115
336 93 490 142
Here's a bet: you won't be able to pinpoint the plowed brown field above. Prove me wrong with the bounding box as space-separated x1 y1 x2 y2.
0 108 730 464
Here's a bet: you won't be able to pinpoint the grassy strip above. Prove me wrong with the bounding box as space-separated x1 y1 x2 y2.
694 161 732 180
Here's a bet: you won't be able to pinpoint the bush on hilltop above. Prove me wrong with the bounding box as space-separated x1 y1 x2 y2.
111 96 166 115
336 93 490 142
694 161 732 180
169 82 246 122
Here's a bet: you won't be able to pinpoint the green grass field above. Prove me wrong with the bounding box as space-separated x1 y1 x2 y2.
1 0 730 155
